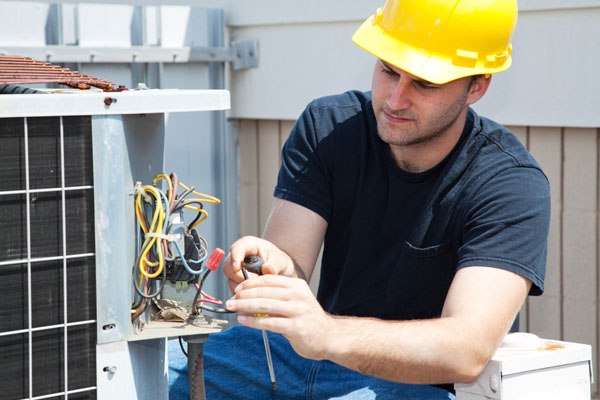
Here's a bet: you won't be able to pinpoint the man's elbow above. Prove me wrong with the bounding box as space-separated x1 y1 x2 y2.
450 345 494 384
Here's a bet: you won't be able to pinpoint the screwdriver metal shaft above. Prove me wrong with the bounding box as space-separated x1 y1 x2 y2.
261 329 277 390
241 258 277 390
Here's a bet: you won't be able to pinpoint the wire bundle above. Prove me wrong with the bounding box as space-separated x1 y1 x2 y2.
130 172 222 321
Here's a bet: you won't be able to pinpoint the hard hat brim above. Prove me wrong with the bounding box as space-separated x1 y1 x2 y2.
352 15 512 85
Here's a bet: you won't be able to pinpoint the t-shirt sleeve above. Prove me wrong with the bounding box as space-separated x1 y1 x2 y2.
457 166 551 295
273 103 334 222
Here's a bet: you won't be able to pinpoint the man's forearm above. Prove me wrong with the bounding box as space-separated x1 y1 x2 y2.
323 315 494 385
228 267 528 386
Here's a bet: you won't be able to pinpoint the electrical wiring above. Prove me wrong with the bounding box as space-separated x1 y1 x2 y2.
191 269 212 315
131 172 225 322
172 186 195 210
172 200 207 230
197 304 234 314
177 181 221 205
190 268 234 316
193 283 220 302
172 240 205 275
196 298 222 305
132 254 168 299
179 336 188 357
137 188 170 279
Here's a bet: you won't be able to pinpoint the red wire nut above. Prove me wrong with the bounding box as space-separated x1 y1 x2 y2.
205 248 225 271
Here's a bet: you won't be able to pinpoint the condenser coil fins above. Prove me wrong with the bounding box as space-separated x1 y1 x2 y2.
0 116 97 400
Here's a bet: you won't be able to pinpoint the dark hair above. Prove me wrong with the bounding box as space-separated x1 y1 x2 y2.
468 74 486 89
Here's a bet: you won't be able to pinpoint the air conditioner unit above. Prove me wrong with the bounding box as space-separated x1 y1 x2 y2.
455 333 593 400
0 88 230 400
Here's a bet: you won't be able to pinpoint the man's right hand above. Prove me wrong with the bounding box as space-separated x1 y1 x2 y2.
223 236 297 294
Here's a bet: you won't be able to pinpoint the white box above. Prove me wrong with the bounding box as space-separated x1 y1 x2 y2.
455 334 593 400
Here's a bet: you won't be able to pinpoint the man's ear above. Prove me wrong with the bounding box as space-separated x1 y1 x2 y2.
466 74 492 106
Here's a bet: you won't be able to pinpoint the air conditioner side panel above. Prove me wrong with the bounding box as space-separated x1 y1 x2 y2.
92 113 166 344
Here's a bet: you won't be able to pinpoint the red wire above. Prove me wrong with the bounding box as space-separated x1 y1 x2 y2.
196 298 223 305
193 283 221 301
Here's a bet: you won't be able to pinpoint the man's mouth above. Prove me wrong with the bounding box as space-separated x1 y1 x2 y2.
383 110 413 123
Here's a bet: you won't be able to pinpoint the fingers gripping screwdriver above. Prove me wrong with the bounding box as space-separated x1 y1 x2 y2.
242 255 277 390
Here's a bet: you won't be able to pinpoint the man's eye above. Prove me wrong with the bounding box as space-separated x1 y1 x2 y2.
416 82 437 90
381 66 396 76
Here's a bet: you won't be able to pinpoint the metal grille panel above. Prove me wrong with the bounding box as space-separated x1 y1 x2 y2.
0 116 97 400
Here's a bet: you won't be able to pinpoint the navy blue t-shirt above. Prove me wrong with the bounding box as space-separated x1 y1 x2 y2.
274 91 550 321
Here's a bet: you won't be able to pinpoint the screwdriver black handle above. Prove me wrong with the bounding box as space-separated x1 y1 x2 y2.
242 255 264 275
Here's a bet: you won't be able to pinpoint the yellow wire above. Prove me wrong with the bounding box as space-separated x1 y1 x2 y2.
139 272 145 291
135 193 149 234
177 181 221 204
138 186 165 278
153 173 174 205
185 206 208 228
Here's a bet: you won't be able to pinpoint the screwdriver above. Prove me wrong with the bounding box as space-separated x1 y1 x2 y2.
242 255 277 390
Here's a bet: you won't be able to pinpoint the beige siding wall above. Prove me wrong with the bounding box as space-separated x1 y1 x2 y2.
508 126 600 395
238 119 293 237
238 119 600 394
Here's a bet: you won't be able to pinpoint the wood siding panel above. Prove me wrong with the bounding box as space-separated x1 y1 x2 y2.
240 184 259 237
562 128 598 393
238 120 260 236
239 120 258 186
257 120 281 232
528 127 562 340
238 119 296 236
508 125 528 148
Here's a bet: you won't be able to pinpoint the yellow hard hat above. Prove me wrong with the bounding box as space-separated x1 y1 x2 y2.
352 0 518 84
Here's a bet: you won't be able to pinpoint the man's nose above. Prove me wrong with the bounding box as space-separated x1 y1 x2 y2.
386 79 412 111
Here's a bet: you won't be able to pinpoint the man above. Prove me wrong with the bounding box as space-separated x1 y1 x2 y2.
172 0 550 398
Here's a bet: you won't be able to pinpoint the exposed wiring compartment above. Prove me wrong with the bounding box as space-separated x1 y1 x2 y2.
130 172 232 334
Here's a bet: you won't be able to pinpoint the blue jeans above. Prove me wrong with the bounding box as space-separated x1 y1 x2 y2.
169 326 455 400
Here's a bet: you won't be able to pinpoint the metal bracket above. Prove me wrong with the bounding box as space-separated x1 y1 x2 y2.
230 40 259 70
0 39 259 70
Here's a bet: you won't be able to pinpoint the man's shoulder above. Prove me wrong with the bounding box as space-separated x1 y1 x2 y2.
473 112 542 172
296 90 374 139
307 90 372 114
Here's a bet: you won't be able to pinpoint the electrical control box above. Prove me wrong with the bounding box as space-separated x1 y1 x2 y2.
455 333 593 400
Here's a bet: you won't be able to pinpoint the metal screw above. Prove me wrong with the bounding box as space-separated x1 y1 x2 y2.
104 97 117 106
490 374 500 392
103 366 117 374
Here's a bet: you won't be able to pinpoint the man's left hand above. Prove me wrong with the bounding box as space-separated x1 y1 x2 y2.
226 274 335 360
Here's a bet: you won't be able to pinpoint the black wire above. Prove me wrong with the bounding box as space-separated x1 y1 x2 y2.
179 336 188 357
190 269 235 315
131 250 168 299
191 269 211 315
172 199 203 214
171 200 205 230
172 186 195 210
198 304 235 314
141 196 155 232
173 200 204 228
191 267 250 314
